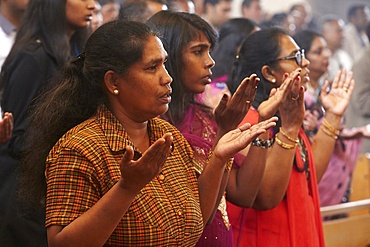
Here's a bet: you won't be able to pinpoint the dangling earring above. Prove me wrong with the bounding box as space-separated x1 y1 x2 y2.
113 89 119 95
271 78 276 84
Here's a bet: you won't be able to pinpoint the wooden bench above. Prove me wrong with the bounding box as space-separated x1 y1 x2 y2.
320 154 370 247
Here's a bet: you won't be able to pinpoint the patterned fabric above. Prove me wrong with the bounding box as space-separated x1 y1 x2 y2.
45 105 203 246
305 89 361 207
228 110 325 247
176 103 233 247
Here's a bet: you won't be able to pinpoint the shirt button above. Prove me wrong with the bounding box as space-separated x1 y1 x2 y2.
177 209 182 216
158 174 165 181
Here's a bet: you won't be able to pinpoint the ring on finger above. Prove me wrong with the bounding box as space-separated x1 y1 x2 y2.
292 95 299 100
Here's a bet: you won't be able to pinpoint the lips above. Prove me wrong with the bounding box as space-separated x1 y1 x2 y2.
160 90 172 104
202 75 212 85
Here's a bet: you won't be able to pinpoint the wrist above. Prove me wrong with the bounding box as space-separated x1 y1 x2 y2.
208 150 234 172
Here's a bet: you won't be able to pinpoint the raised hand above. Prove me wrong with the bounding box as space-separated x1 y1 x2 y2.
214 74 259 135
320 68 354 116
213 116 278 162
0 112 13 144
258 68 302 123
117 133 173 193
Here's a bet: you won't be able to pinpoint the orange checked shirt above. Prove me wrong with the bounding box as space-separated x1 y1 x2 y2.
45 105 203 246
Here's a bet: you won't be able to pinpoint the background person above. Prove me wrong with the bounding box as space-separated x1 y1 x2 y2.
0 0 94 245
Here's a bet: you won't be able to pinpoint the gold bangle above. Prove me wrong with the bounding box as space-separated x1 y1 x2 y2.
208 150 234 172
275 134 297 149
322 118 340 136
321 125 338 139
279 127 299 144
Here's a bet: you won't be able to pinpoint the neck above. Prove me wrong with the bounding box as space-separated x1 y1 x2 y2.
107 104 150 152
1 7 25 28
309 71 322 87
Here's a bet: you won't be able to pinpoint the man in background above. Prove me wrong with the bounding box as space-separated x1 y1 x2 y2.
321 16 353 81
202 0 232 30
241 0 262 24
343 4 370 62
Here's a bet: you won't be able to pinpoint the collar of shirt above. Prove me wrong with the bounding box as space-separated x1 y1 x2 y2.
0 14 16 35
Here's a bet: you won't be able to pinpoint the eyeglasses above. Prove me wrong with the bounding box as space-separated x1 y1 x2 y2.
267 49 305 67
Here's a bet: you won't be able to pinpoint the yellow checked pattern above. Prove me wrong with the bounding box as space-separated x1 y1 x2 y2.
45 105 203 246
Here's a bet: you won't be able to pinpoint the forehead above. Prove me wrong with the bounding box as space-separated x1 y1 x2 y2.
141 36 167 62
186 31 211 47
279 34 300 55
310 36 326 47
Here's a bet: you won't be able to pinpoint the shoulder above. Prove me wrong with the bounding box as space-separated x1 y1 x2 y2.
53 118 107 155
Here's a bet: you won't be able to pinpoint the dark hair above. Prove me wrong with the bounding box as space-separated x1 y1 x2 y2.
228 27 287 108
242 0 259 8
260 12 289 29
98 0 122 5
0 0 90 95
293 30 322 53
147 10 218 125
19 20 155 208
347 4 367 21
212 18 258 78
204 0 231 7
119 1 151 22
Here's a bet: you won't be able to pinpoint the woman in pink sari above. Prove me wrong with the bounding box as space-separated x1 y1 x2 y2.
147 11 278 246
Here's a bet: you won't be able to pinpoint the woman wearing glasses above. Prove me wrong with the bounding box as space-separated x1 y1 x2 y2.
226 27 354 247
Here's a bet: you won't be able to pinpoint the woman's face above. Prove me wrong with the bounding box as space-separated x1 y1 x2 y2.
181 32 215 94
66 0 95 31
306 36 331 79
116 36 173 122
270 34 310 86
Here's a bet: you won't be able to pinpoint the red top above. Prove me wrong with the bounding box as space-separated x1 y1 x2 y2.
227 109 325 247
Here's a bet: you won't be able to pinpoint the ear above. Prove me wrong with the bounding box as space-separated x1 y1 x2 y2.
104 70 120 94
261 65 277 84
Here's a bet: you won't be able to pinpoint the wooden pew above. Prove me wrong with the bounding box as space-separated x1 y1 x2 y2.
321 199 370 247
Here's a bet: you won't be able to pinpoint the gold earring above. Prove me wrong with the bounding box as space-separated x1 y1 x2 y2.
113 89 119 95
271 78 276 83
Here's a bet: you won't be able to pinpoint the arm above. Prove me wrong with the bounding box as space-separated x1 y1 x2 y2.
197 120 276 224
253 69 304 210
226 120 276 208
47 134 173 247
312 69 354 182
200 75 260 222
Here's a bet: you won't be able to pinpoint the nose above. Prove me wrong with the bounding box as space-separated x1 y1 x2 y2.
161 65 173 85
87 0 96 10
206 53 215 69
301 56 310 68
324 47 332 58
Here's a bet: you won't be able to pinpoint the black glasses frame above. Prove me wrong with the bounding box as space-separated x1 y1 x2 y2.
267 49 305 67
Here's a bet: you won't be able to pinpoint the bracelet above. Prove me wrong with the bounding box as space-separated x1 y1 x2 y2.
252 137 275 148
275 134 297 150
208 150 234 172
279 127 299 144
322 118 340 136
321 125 338 139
